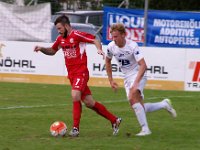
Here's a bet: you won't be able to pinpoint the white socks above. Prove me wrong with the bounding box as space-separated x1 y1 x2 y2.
132 103 150 131
132 101 167 132
144 101 166 113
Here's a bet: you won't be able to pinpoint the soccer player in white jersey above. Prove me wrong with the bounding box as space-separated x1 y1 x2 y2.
105 23 177 136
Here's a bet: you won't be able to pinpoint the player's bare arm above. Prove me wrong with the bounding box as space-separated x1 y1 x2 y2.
34 46 56 55
93 39 105 59
132 58 147 89
105 57 118 91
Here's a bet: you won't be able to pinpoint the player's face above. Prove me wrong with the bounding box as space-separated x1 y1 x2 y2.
56 23 68 38
111 30 126 47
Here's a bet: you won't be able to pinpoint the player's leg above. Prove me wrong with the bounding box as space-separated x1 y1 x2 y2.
68 75 85 137
69 89 81 137
125 75 151 136
129 90 151 136
144 99 177 117
83 91 122 135
144 101 166 112
83 94 116 123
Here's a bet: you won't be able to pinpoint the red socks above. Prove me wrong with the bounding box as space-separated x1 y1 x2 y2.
92 101 117 124
73 101 82 129
73 101 117 130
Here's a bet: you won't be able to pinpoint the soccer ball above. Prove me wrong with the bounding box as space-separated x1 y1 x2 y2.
50 121 67 137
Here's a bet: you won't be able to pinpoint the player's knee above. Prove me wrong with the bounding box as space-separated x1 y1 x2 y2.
71 91 81 101
129 99 139 106
128 91 137 100
84 102 92 108
83 99 95 108
128 91 141 105
71 94 81 101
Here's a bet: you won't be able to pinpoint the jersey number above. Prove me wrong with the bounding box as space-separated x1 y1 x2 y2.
75 78 80 85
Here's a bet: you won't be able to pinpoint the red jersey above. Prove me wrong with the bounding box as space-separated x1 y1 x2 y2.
52 30 95 75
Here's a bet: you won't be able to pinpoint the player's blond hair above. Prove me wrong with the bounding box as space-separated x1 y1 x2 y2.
110 23 126 34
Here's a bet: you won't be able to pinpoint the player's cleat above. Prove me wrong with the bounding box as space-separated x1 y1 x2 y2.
112 117 122 135
136 129 151 136
69 127 79 137
163 99 177 118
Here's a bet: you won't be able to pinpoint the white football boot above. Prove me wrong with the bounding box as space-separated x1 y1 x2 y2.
136 129 152 136
112 117 122 135
163 99 177 118
69 127 79 137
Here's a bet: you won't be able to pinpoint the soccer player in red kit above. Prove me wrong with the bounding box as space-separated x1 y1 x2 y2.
34 15 121 137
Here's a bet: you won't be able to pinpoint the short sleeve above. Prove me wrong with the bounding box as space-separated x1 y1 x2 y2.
74 30 95 43
51 36 60 51
106 45 113 59
133 45 144 62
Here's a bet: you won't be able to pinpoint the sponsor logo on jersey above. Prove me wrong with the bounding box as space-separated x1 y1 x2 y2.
124 51 131 55
119 53 124 57
70 38 74 43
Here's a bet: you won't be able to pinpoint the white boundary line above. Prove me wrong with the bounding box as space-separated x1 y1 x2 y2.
0 95 194 110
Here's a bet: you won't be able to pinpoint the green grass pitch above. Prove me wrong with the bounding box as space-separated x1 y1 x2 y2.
0 82 200 150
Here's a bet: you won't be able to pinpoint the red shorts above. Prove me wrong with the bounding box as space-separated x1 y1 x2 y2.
68 72 91 100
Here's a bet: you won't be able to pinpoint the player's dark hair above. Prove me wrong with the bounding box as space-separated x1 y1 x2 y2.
54 15 71 26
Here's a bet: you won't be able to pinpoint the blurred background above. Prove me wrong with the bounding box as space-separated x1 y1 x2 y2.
2 0 200 13
1 0 200 43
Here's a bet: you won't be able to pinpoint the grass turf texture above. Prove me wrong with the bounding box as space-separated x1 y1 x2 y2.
0 82 200 150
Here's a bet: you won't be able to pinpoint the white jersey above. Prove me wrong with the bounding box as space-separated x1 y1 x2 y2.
106 39 146 78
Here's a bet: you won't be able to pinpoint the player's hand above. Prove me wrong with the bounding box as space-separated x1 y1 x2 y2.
34 46 42 52
97 49 105 59
110 81 118 92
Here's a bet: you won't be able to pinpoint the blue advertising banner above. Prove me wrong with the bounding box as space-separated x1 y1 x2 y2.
103 7 200 48
103 6 144 45
147 10 200 48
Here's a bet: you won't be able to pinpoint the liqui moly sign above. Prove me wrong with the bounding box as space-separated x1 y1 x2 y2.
103 6 144 45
